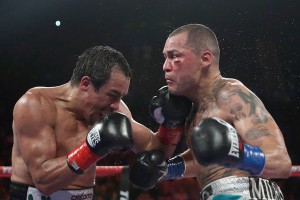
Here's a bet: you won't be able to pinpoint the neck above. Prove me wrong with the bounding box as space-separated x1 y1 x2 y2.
200 71 222 91
188 71 222 108
62 82 84 119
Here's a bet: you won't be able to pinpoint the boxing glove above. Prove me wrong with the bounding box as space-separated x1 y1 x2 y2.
67 112 133 174
129 150 185 190
190 117 265 176
149 86 192 145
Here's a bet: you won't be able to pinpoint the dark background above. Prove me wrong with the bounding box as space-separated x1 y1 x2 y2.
0 0 299 196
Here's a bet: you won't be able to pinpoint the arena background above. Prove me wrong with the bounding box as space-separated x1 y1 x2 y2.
0 0 299 199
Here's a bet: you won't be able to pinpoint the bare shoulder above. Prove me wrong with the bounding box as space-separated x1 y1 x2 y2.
213 77 245 93
215 78 282 144
14 87 56 115
13 87 56 133
214 77 264 110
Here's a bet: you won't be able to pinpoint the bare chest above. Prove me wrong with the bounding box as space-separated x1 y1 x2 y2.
184 106 228 147
54 112 89 156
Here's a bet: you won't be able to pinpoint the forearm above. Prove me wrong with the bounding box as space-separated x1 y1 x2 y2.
261 146 292 178
148 122 184 159
180 150 199 178
137 124 183 159
163 149 198 180
30 156 86 195
131 123 176 159
146 131 177 159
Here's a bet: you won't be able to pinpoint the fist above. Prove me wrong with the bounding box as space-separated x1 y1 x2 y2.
149 86 192 128
129 150 167 189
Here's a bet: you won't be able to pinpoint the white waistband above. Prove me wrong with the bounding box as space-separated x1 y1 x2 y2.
200 176 284 200
202 176 250 194
27 186 94 200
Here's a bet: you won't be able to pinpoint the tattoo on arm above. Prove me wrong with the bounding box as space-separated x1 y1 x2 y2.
235 89 266 116
230 103 247 120
224 88 270 124
245 125 271 140
252 113 268 124
216 83 270 125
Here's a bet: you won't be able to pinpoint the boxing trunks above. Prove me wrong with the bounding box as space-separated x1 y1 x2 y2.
9 181 95 200
200 176 284 200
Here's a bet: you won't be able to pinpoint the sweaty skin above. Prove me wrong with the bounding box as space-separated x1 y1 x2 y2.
11 69 174 195
162 31 292 188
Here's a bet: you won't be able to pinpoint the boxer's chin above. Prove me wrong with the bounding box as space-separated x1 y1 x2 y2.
168 86 181 96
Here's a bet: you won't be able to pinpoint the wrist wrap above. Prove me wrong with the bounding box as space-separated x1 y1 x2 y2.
67 141 102 174
238 144 265 176
162 156 185 180
157 125 183 145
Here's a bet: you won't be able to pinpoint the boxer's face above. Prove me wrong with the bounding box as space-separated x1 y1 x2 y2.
162 32 202 96
82 69 130 125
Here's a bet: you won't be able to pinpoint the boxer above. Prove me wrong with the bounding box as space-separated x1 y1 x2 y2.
10 46 192 199
129 24 292 200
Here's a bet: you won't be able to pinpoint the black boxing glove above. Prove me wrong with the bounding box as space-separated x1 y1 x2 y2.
129 150 186 190
67 112 133 174
190 117 265 176
149 86 192 145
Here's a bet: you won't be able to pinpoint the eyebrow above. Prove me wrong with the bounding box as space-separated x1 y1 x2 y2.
163 49 178 56
110 89 127 98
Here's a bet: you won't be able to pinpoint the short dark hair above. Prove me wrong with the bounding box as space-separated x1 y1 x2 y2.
169 24 220 61
70 46 132 91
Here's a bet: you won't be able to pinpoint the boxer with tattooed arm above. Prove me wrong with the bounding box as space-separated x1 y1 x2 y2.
129 24 292 200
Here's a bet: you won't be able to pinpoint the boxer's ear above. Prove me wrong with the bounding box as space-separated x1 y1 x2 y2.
79 76 92 91
200 51 212 68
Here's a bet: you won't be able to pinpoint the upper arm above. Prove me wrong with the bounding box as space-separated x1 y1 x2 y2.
219 83 292 177
13 92 57 179
219 82 287 148
118 100 156 152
